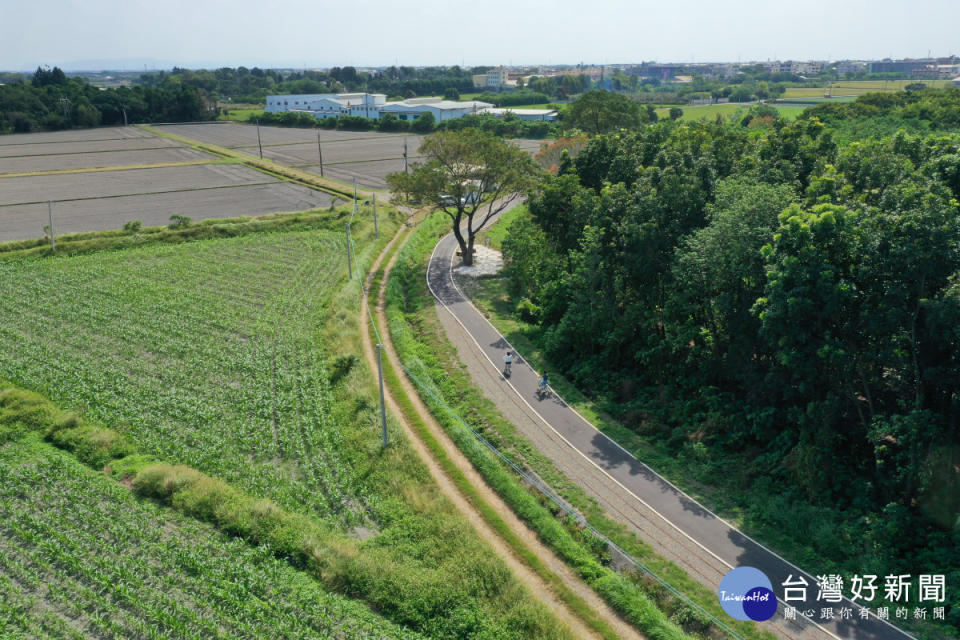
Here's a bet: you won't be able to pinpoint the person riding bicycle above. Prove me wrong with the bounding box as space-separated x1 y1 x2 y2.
538 372 549 393
503 351 513 376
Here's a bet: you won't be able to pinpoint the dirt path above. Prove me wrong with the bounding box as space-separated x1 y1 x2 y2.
359 225 645 640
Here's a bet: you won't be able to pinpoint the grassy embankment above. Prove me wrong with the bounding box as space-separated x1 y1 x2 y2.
381 211 776 640
0 208 574 640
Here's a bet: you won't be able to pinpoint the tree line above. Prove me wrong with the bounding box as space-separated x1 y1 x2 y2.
502 89 960 633
0 66 213 133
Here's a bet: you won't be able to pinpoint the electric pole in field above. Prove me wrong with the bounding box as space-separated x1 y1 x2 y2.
403 137 408 173
345 222 353 279
256 119 263 159
317 130 324 177
47 201 56 251
376 344 388 447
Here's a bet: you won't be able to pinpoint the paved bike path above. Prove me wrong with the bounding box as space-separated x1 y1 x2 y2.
427 228 915 640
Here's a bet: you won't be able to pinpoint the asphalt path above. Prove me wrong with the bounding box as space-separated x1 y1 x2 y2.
426 210 918 640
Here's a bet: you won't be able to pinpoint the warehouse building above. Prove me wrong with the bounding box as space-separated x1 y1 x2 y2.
477 107 558 122
379 97 493 121
266 93 492 122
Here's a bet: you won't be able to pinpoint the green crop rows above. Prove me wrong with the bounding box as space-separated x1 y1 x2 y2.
0 436 422 640
0 230 371 527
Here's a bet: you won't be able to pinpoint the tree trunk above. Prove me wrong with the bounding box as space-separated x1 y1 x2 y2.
452 224 472 266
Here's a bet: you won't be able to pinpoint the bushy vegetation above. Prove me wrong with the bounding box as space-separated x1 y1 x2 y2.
803 87 960 141
500 105 960 636
0 216 569 639
0 66 212 133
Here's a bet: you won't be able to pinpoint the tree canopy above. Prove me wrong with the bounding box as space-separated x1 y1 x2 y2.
387 129 540 265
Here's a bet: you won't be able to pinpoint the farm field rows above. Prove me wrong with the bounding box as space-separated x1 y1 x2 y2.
0 163 277 205
0 230 366 522
0 125 338 241
152 122 545 189
1 182 333 241
0 126 156 145
0 146 213 174
0 436 423 640
782 79 950 98
0 137 183 158
0 223 570 639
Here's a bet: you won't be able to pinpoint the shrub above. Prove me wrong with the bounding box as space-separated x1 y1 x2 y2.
169 214 192 229
123 220 142 232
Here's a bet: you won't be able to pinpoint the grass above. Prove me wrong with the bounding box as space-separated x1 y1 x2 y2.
0 432 423 640
381 212 755 640
782 79 950 98
219 107 265 122
0 210 573 639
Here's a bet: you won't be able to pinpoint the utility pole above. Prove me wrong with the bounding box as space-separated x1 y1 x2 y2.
59 97 71 121
47 201 56 251
345 222 353 279
376 344 388 447
121 106 128 127
403 137 408 174
256 119 263 159
317 130 324 177
372 194 379 238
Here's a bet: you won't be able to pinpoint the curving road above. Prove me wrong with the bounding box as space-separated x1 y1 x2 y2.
426 216 917 640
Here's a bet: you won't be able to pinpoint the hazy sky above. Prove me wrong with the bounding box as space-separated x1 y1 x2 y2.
4 0 959 71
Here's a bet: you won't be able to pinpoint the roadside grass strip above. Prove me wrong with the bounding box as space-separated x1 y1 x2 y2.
375 213 739 640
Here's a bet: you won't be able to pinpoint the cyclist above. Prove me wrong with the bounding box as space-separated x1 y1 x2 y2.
538 372 549 394
503 351 513 377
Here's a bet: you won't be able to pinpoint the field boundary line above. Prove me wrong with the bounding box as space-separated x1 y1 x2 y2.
0 160 224 179
0 180 284 208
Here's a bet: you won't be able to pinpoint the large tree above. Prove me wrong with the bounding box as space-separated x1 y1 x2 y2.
387 129 540 265
566 90 643 134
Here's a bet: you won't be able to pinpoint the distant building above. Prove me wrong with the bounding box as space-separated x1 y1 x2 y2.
265 93 385 119
869 60 926 74
472 74 488 88
477 107 558 122
265 94 492 122
485 67 511 88
379 97 494 122
953 77 960 88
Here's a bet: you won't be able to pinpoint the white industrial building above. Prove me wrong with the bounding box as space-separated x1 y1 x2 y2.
266 93 385 119
379 97 493 121
266 93 493 122
477 107 558 122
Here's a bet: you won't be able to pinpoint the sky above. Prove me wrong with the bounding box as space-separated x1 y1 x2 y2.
3 0 959 71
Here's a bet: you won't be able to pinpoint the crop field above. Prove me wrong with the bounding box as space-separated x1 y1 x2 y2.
0 147 214 174
0 137 183 158
0 223 569 638
0 231 366 522
782 79 950 98
0 126 337 241
0 437 422 640
152 122 546 189
153 122 402 148
0 126 156 145
1 182 334 241
0 164 278 204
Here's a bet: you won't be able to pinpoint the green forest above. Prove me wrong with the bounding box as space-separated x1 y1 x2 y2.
502 87 960 635
0 66 213 132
